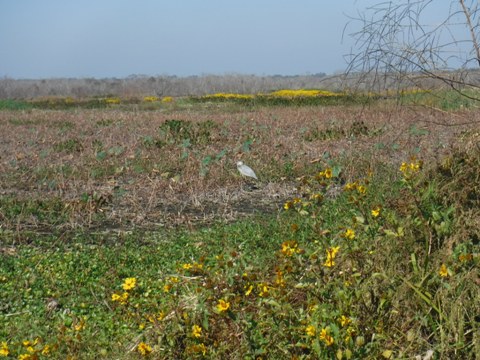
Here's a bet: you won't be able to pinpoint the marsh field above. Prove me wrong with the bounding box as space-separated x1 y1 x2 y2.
0 93 479 359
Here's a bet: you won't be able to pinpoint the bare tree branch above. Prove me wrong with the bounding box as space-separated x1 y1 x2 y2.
345 0 480 99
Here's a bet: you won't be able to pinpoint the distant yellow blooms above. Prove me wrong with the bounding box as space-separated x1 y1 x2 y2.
105 97 120 104
271 89 341 98
143 96 159 102
209 93 254 100
201 89 342 102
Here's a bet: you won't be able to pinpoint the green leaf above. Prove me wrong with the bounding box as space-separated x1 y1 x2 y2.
242 138 253 152
215 149 227 161
96 150 107 161
332 165 342 177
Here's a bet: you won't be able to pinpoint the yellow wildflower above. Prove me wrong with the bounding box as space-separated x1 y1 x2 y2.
163 283 173 293
74 318 85 331
439 263 449 277
344 229 355 240
329 246 340 257
339 315 352 327
305 325 316 337
409 161 421 171
216 299 230 312
284 201 292 210
258 284 270 297
344 182 357 191
122 277 136 291
281 240 300 257
319 328 334 346
157 311 165 321
182 263 193 270
119 292 129 304
357 185 367 194
191 343 207 356
459 253 473 262
41 345 51 356
371 207 381 218
245 284 254 296
323 257 334 268
323 246 340 268
111 293 121 302
137 342 152 356
345 327 356 343
112 292 129 304
191 325 202 338
0 342 9 357
309 193 323 202
18 355 32 360
275 270 286 287
400 157 422 179
324 168 333 179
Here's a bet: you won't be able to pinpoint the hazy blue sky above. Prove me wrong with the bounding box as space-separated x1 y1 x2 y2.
0 0 462 79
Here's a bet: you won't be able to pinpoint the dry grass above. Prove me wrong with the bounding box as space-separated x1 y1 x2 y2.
0 104 477 232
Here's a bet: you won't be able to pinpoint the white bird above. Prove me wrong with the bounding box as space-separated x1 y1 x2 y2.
236 161 258 180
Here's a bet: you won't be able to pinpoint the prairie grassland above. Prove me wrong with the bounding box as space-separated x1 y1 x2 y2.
0 99 479 359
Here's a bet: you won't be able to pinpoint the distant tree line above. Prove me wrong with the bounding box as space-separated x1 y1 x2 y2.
0 73 350 99
2 69 479 100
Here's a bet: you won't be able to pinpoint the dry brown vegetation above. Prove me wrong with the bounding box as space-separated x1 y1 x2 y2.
1 103 477 233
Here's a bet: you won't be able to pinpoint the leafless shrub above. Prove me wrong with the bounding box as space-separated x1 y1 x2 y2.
345 0 480 97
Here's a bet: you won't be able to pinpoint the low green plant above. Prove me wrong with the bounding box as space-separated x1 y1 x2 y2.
2 153 478 358
53 138 83 153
